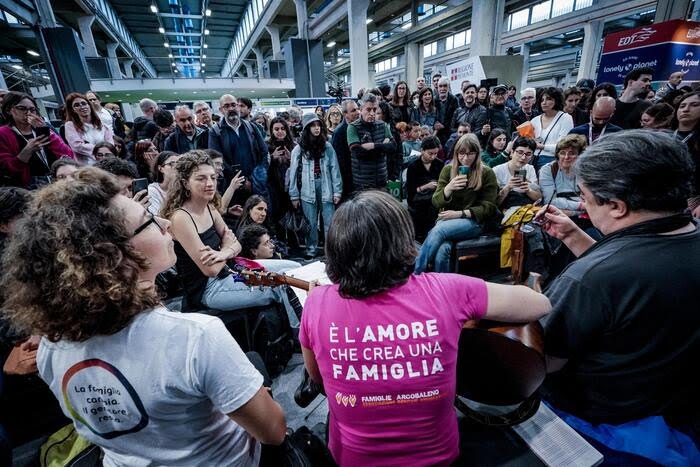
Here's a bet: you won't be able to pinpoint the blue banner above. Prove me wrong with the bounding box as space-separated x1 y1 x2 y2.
597 42 700 85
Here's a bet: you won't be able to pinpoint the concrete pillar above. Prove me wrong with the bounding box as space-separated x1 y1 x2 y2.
348 0 369 96
34 0 58 27
693 0 700 20
252 47 265 78
106 42 122 79
470 0 505 56
520 43 530 89
577 21 604 82
564 68 572 88
405 42 424 85
244 62 253 78
265 25 282 60
77 16 98 57
123 59 134 78
294 0 308 39
654 0 691 23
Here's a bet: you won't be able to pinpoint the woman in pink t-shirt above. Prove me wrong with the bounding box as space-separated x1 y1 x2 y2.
299 190 550 466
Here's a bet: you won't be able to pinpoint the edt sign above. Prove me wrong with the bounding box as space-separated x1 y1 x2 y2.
597 20 700 84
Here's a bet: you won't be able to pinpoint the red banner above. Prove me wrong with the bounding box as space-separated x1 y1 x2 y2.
602 20 700 54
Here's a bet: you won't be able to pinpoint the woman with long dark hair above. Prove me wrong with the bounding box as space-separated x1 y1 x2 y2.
480 128 510 168
266 117 296 226
410 87 438 131
1 167 286 465
390 80 413 123
531 87 574 171
133 139 159 181
0 92 74 188
674 91 700 217
586 82 618 112
288 114 342 259
299 190 549 466
63 92 113 165
415 133 498 273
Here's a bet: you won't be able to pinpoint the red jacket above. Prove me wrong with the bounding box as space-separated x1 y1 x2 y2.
0 125 74 187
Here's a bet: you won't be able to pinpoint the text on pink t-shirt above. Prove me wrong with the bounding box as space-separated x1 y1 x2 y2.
299 272 488 467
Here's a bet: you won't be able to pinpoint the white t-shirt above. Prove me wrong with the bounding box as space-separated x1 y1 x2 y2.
98 107 114 131
37 307 263 467
492 163 539 192
147 182 166 216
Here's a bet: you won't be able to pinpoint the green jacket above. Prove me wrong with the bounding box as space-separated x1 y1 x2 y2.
432 165 499 223
481 149 509 168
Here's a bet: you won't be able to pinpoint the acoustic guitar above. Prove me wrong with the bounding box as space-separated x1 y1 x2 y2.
455 273 546 425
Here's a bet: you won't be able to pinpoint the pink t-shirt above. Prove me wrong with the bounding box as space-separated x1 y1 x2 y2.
299 273 488 467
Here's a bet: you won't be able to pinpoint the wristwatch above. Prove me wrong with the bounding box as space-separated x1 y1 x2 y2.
461 210 467 219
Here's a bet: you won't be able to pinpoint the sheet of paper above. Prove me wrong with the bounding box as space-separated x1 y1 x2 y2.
511 403 603 467
283 261 332 307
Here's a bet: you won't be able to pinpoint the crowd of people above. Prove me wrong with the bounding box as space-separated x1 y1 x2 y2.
0 63 698 466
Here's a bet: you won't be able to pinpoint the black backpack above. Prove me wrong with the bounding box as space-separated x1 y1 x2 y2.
251 304 295 377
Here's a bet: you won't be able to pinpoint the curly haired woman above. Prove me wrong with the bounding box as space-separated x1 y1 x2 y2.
0 167 285 465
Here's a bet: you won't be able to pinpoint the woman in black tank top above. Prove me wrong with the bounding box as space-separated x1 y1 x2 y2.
162 151 301 325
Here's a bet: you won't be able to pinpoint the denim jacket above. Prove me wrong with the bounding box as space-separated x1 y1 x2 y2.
288 142 343 204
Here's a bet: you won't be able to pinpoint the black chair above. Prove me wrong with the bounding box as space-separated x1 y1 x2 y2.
449 235 502 275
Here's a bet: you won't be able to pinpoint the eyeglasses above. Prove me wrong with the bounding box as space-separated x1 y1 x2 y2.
521 96 535 100
133 213 164 237
458 151 478 158
163 161 178 167
514 149 533 158
72 102 90 108
329 112 341 116
558 151 578 158
14 105 38 113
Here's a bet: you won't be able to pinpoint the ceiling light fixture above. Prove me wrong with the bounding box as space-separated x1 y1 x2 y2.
202 54 207 58
366 18 373 24
168 53 173 58
27 50 40 57
327 41 336 48
11 65 22 70
203 44 208 49
204 29 210 35
164 42 170 47
150 4 158 13
205 9 212 16
158 27 165 34
201 63 206 67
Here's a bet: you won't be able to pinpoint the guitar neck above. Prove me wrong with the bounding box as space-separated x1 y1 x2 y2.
273 274 311 291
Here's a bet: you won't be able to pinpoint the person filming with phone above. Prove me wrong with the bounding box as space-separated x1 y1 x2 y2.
415 133 498 273
0 92 74 189
534 130 699 465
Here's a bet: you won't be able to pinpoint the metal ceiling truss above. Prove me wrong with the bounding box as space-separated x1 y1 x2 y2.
76 0 157 77
156 0 210 78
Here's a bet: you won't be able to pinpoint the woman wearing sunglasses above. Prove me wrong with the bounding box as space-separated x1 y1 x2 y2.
0 91 74 189
0 167 286 465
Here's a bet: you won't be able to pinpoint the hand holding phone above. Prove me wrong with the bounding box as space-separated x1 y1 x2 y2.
131 178 149 197
34 126 51 138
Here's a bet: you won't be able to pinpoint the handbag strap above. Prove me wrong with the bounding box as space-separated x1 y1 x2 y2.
535 112 565 159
